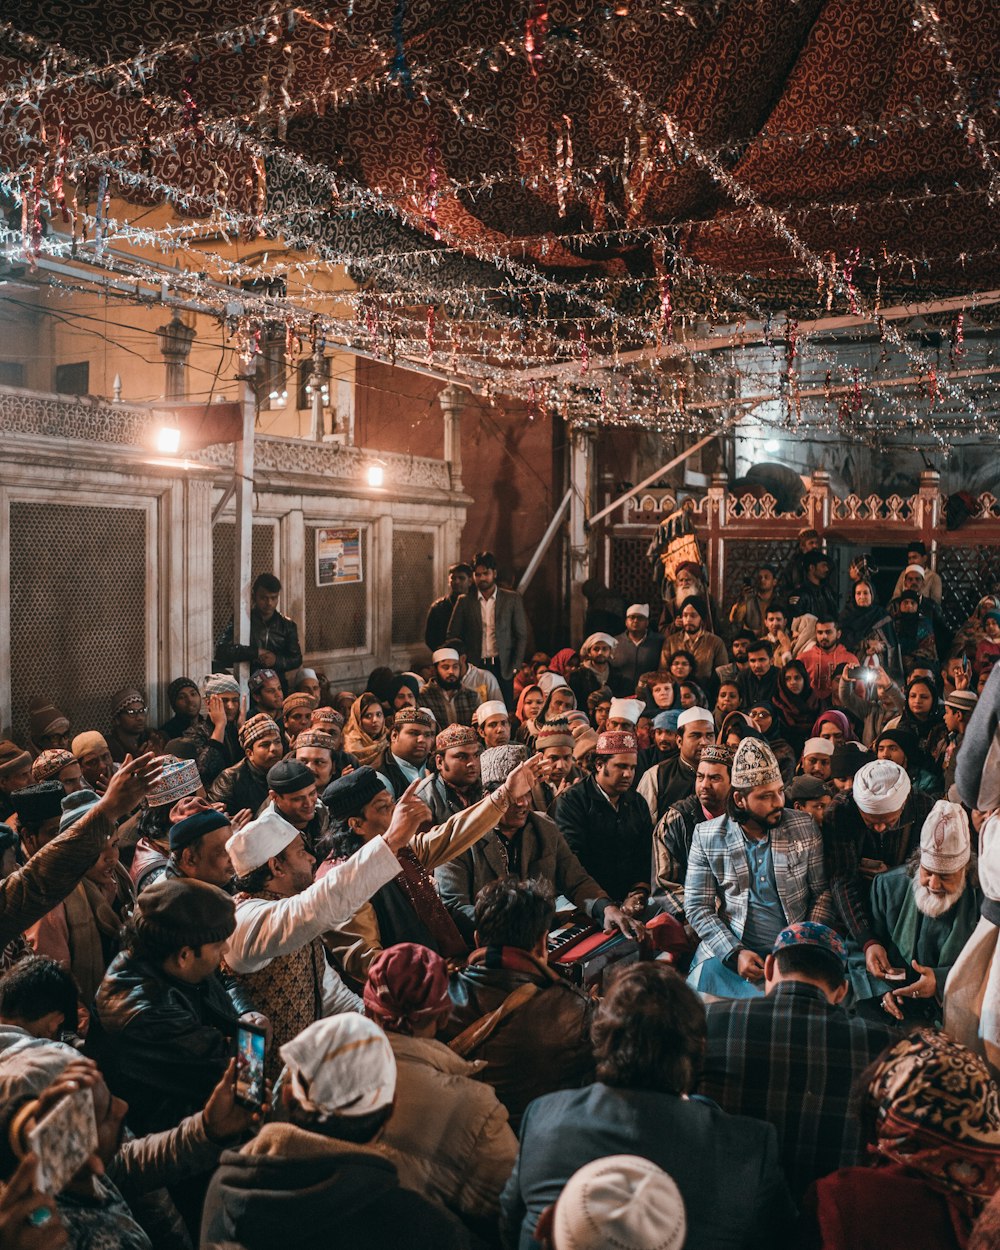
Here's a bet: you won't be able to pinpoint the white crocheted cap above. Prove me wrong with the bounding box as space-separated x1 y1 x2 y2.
553 1155 686 1250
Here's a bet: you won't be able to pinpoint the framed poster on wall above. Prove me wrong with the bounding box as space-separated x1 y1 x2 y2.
315 525 363 587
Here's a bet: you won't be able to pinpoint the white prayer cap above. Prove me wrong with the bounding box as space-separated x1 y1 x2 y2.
419 706 438 727
802 737 835 758
920 800 971 874
853 760 911 815
538 671 569 696
608 697 644 725
677 706 714 729
626 603 650 618
905 564 927 578
279 1015 396 1119
582 633 617 654
474 700 508 725
227 808 300 877
431 648 460 663
553 1155 686 1250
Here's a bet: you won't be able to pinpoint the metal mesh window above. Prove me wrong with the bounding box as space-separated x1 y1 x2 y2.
212 523 278 645
392 530 435 646
721 539 800 616
10 501 147 744
937 545 1000 631
305 526 368 653
610 537 661 611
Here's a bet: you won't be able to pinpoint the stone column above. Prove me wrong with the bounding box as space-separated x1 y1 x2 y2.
568 425 594 642
156 313 197 400
439 384 467 491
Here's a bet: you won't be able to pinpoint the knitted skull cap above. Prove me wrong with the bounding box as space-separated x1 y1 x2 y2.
730 737 782 791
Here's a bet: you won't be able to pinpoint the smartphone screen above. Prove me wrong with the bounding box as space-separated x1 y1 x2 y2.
26 1085 98 1195
234 1023 267 1109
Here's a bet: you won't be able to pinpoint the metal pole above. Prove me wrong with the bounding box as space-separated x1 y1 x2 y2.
233 369 256 693
587 431 720 528
517 488 572 592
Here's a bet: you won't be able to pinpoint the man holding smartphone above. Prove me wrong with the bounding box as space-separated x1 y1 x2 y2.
95 878 264 1134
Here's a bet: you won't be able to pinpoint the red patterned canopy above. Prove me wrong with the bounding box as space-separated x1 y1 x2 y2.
1 1 998 426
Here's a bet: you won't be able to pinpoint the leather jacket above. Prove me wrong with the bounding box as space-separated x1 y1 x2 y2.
94 951 254 1133
207 759 270 819
215 608 302 690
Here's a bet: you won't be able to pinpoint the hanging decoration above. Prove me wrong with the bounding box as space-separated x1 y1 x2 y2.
0 1 995 449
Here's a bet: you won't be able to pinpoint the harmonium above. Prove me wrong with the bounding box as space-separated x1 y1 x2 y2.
546 917 641 990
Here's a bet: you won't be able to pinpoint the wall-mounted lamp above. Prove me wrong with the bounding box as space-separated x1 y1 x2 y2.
156 425 181 454
366 461 386 488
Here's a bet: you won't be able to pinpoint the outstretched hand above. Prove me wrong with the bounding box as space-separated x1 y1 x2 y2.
99 753 164 821
383 778 432 851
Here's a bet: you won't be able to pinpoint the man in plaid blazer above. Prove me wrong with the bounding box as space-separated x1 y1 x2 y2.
685 736 833 999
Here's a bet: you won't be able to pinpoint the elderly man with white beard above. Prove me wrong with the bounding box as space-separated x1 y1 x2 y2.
857 799 981 1025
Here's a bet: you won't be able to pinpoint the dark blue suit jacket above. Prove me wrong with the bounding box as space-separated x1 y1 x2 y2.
500 1082 794 1250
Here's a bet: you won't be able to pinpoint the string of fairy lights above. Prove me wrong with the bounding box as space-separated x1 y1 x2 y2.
0 1 998 448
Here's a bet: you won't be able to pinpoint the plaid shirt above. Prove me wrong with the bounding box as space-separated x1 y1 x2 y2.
701 981 896 1199
685 808 833 960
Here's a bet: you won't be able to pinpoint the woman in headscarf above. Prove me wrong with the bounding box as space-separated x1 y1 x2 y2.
884 676 947 761
772 660 820 755
548 648 578 678
675 679 709 711
839 580 897 672
791 613 818 658
514 683 544 736
802 1029 1000 1249
895 591 939 674
719 711 765 754
342 691 389 768
975 610 1000 679
811 709 858 745
953 595 1000 664
746 699 796 783
363 944 517 1220
517 677 576 749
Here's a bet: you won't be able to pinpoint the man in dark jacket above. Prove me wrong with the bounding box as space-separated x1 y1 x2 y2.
183 674 244 787
824 759 934 956
442 878 596 1131
415 726 483 825
652 744 732 913
207 714 283 818
500 962 794 1250
701 922 895 1202
95 877 265 1134
201 1013 472 1250
436 746 639 944
553 731 652 910
424 563 472 652
610 603 664 696
215 571 303 693
447 551 529 709
259 760 329 857
637 706 716 826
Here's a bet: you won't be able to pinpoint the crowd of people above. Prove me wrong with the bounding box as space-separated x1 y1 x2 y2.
1 542 1000 1250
